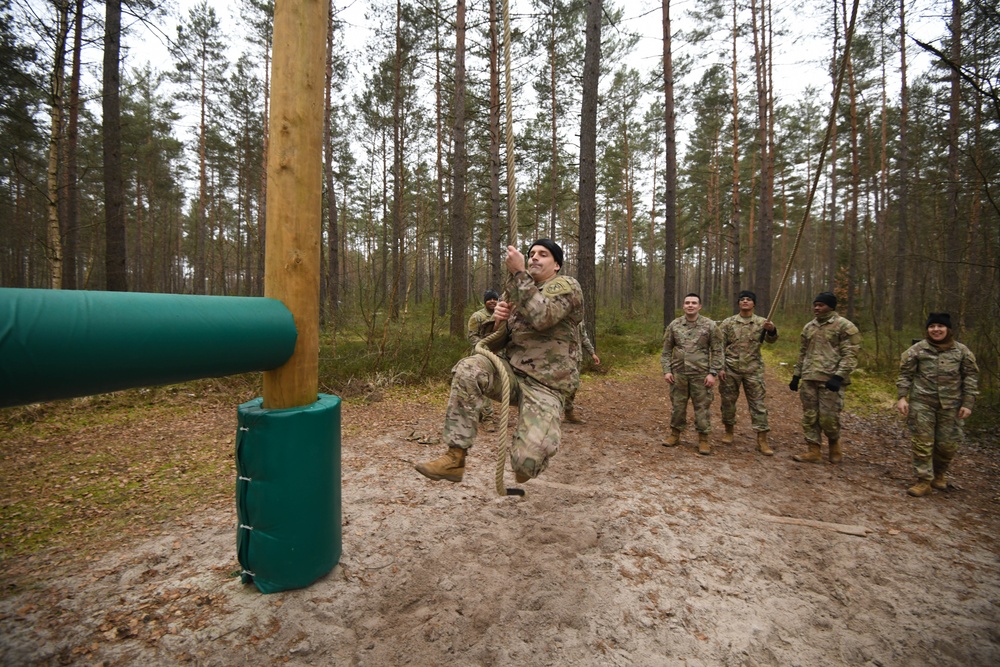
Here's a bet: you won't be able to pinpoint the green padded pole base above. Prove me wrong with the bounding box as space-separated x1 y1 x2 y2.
236 394 342 593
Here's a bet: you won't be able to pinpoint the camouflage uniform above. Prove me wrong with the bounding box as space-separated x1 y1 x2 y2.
661 315 723 434
719 313 778 432
467 307 494 347
564 321 595 414
442 272 583 478
467 306 496 421
793 312 861 446
896 339 979 481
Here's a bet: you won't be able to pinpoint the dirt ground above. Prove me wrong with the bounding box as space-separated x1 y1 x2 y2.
1 357 999 666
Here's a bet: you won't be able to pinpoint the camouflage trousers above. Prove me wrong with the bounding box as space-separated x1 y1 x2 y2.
799 379 843 444
564 388 577 413
719 369 769 432
669 374 714 434
443 354 565 479
907 401 963 481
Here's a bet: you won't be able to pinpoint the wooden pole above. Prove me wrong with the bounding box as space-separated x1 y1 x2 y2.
263 0 326 409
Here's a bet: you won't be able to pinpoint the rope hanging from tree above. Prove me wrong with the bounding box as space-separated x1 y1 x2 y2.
761 0 861 330
472 0 521 496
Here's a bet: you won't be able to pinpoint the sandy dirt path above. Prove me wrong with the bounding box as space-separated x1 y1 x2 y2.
2 358 998 666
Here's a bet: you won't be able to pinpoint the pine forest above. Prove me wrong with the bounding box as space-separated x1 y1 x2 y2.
1 0 997 403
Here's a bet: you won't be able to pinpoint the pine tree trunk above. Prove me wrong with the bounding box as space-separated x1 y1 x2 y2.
892 0 909 331
578 0 601 340
489 0 502 289
47 0 69 290
449 0 468 337
729 0 741 301
662 0 677 327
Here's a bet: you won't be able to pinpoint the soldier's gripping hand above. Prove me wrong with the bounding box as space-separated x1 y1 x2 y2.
789 375 800 392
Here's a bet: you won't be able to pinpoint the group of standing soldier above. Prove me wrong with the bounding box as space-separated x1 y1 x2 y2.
660 289 979 497
415 238 980 498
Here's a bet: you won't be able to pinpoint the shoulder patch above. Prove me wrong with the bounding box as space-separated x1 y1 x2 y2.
844 323 860 336
543 277 575 297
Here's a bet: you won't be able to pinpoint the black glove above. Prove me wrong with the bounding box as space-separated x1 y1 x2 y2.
824 375 844 392
789 375 800 392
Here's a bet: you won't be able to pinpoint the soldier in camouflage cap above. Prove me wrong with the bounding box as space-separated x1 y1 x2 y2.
789 292 861 464
467 289 500 429
718 290 778 455
661 293 724 455
896 313 979 497
415 239 584 485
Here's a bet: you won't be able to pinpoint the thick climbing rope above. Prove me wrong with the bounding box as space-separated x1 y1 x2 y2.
474 0 521 497
761 0 860 329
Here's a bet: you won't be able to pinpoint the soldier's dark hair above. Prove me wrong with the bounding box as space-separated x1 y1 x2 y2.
684 293 701 303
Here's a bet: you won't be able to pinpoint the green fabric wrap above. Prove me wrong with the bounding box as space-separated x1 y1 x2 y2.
0 288 296 408
236 394 342 594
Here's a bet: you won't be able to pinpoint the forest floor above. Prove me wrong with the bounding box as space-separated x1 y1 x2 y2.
1 356 999 666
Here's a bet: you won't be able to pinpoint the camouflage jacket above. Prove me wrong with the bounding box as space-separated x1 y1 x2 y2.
661 315 723 376
493 272 584 395
467 307 494 346
793 312 861 383
719 313 778 375
578 321 595 357
896 339 979 411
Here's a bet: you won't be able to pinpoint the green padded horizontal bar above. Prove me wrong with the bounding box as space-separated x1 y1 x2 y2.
0 288 297 408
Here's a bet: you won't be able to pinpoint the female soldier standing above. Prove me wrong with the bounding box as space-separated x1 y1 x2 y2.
896 313 979 497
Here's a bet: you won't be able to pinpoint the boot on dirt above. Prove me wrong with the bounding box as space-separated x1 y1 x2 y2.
698 433 712 456
662 428 682 447
828 438 843 464
721 424 735 445
931 471 948 490
792 442 823 463
564 407 585 424
907 479 933 497
514 457 540 484
414 446 466 482
756 431 773 456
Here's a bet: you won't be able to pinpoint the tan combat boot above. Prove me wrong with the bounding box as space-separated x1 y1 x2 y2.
414 447 466 482
564 407 585 424
756 431 773 456
907 479 932 497
828 439 843 464
721 424 735 445
793 442 823 463
698 433 712 456
662 429 682 447
931 471 947 490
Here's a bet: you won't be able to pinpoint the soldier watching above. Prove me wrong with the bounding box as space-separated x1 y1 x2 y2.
564 321 600 424
415 239 583 485
661 293 724 455
718 290 778 455
896 312 979 497
468 289 499 429
789 292 861 464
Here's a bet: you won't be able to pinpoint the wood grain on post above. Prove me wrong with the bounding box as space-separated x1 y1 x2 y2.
262 0 326 409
